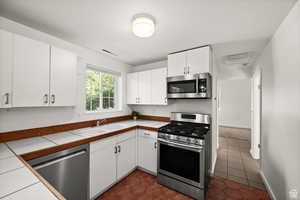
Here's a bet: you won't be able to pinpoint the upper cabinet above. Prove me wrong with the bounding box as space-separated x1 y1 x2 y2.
13 34 51 107
167 51 186 77
167 46 211 77
126 72 138 104
151 68 167 105
0 29 13 108
50 47 77 106
126 68 167 105
0 29 77 108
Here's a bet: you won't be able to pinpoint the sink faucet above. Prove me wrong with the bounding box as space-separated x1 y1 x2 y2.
96 119 107 126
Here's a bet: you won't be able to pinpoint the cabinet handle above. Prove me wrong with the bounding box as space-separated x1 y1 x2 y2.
154 142 157 149
118 145 121 153
114 146 118 154
184 67 186 74
43 94 48 104
187 66 190 74
144 132 150 136
164 97 167 104
4 93 9 105
51 94 55 104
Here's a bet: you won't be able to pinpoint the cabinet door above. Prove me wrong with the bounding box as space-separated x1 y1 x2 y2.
138 136 157 173
151 68 167 105
50 47 77 106
126 72 138 104
138 71 151 104
167 52 186 77
117 137 136 180
186 46 210 74
90 137 117 198
13 34 50 107
0 29 13 108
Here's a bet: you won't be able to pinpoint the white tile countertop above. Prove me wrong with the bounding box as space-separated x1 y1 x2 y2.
0 119 168 200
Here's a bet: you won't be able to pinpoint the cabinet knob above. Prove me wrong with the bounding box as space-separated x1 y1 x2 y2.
51 94 55 104
43 94 48 104
4 93 9 105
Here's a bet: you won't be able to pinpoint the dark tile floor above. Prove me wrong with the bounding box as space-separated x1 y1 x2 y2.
215 126 265 190
97 170 270 200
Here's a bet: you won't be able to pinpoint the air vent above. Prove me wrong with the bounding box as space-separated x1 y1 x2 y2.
101 49 117 56
223 52 254 66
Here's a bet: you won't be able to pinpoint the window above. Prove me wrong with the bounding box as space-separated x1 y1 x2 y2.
85 68 119 112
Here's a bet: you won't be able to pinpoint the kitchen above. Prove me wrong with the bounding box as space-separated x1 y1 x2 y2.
0 1 299 200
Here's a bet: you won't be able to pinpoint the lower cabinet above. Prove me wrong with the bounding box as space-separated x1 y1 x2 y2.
90 130 137 199
117 136 137 180
138 130 158 174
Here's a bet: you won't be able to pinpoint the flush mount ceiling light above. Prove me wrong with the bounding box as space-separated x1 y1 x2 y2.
132 14 155 38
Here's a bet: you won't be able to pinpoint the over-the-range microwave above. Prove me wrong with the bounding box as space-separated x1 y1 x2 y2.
167 73 212 99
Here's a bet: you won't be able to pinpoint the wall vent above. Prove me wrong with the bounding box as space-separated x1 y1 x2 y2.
223 52 254 66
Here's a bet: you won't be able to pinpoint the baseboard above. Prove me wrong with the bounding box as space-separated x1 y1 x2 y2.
137 166 157 176
259 171 277 200
219 124 251 129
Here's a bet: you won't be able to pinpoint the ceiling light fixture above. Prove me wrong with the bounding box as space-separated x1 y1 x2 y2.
132 14 155 38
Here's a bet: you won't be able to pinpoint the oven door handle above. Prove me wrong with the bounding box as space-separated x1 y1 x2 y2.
158 138 203 152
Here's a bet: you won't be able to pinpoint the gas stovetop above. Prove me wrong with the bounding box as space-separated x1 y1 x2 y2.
157 112 211 147
158 121 210 139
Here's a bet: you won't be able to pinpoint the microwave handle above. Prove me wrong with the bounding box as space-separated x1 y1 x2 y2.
196 78 199 94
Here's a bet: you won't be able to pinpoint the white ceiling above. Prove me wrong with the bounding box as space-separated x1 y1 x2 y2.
0 0 296 66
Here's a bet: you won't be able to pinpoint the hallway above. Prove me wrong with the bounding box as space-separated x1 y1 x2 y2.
214 126 265 190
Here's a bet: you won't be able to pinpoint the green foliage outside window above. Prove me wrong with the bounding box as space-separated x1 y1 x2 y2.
86 68 117 111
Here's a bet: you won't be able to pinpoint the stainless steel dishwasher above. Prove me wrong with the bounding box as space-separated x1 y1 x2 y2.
28 144 90 200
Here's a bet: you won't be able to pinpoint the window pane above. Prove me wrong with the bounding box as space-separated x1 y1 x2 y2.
109 98 114 108
85 68 118 112
101 73 116 109
86 69 101 111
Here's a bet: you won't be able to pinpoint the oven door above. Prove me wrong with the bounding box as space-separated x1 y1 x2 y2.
157 139 205 188
167 75 198 98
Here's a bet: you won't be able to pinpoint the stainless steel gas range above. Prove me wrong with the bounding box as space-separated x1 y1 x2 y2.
157 112 211 200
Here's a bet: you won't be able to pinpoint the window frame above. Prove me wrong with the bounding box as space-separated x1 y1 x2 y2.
85 66 121 113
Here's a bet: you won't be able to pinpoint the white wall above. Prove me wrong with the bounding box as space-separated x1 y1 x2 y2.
219 79 251 129
0 17 132 132
256 1 300 199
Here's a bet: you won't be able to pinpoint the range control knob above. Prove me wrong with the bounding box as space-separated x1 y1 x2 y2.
186 138 191 143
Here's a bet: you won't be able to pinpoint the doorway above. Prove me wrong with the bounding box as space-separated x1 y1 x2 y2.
214 77 264 190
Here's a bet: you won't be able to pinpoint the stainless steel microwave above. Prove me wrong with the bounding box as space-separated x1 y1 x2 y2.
167 73 211 99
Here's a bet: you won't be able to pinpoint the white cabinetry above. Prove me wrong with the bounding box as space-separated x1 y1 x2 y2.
0 30 77 108
117 134 137 180
90 137 117 198
126 68 167 105
186 47 210 74
167 46 210 77
13 34 50 107
151 68 167 105
167 51 186 77
90 130 137 198
126 72 138 104
138 71 151 104
50 47 77 106
0 29 13 108
138 130 157 174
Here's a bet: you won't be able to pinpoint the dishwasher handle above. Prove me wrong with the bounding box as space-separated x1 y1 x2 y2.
33 150 87 170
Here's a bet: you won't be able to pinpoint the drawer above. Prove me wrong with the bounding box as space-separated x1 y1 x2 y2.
90 136 116 153
138 129 157 139
117 130 136 143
